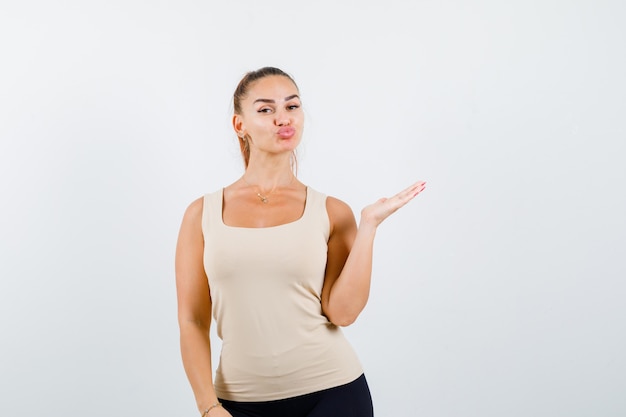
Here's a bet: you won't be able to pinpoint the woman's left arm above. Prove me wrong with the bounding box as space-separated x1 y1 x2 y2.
321 181 426 326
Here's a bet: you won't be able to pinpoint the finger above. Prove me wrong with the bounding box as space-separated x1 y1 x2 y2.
395 181 426 201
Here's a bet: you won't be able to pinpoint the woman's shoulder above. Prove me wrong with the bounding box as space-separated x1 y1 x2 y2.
181 196 204 223
183 187 224 219
302 185 354 226
320 193 355 229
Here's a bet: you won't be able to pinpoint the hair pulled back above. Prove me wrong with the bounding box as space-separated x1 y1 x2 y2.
233 67 299 169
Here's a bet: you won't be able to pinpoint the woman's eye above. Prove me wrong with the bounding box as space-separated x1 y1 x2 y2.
287 104 300 110
257 108 272 113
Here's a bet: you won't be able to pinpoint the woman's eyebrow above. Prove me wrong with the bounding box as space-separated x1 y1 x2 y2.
253 94 300 104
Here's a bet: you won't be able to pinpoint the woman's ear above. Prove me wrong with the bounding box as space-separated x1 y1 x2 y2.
232 114 245 138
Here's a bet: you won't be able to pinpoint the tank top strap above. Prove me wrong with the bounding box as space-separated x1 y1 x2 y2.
201 189 223 236
302 187 330 241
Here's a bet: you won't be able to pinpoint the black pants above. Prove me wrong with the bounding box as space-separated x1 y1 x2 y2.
220 374 374 417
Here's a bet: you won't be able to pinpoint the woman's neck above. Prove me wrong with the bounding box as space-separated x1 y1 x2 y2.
243 160 295 192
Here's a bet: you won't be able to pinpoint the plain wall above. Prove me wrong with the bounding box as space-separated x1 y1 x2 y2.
1 1 624 416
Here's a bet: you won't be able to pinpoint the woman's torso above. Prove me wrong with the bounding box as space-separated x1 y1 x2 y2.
202 186 363 401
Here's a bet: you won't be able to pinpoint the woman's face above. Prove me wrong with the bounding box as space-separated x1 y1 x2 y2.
233 75 303 157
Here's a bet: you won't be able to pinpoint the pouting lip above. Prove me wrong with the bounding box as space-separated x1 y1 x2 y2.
277 126 296 138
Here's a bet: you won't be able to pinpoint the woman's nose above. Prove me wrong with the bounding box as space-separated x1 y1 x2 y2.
275 110 290 126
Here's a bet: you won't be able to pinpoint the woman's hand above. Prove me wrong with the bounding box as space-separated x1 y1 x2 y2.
360 181 426 228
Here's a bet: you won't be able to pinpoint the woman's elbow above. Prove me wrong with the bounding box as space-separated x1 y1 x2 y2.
325 309 359 327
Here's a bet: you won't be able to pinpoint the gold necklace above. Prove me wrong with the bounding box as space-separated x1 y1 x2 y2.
242 175 295 204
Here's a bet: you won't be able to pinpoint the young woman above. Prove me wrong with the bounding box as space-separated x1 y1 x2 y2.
175 67 426 417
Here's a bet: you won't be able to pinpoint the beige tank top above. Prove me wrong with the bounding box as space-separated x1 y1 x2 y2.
202 186 363 401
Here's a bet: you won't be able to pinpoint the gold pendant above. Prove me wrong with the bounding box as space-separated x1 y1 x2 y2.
257 193 269 204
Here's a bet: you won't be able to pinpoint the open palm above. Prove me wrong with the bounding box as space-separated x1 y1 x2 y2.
360 181 426 227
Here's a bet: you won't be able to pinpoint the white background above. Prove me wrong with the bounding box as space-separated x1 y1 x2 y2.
1 1 625 416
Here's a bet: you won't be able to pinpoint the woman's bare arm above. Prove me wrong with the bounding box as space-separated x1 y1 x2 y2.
321 181 426 326
175 198 231 416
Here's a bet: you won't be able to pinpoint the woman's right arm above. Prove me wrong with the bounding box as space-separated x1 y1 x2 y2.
175 198 231 416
